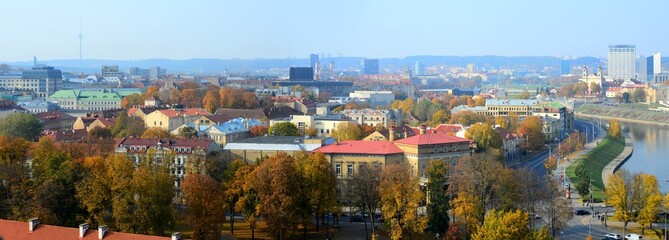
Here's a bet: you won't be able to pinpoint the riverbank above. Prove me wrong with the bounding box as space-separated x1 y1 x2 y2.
601 136 634 188
576 104 669 127
565 135 625 201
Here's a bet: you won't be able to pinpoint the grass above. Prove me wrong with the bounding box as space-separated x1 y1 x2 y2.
565 135 625 201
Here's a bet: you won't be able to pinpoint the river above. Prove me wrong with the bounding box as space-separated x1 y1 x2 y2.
620 122 669 193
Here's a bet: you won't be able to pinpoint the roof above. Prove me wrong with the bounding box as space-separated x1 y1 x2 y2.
214 108 266 120
224 143 322 152
156 108 210 118
37 111 75 121
540 102 566 109
265 106 303 119
393 133 471 146
115 138 215 149
316 140 404 155
485 99 538 106
433 124 464 133
0 219 172 240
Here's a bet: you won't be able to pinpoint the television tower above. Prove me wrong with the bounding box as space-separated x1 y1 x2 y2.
78 31 83 60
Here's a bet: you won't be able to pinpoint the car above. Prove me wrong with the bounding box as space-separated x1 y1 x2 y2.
604 233 622 240
624 233 643 240
575 210 591 215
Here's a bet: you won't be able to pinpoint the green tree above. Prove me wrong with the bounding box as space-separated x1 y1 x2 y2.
294 152 337 234
465 123 503 152
622 92 631 103
379 163 427 240
0 136 32 220
0 112 42 141
89 126 113 139
269 122 299 136
141 127 171 138
519 90 531 99
111 111 146 138
131 150 176 235
426 160 450 235
631 88 646 102
430 110 450 127
331 122 362 141
178 126 199 139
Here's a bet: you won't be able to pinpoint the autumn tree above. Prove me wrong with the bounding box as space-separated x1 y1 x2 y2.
178 126 198 139
331 122 362 141
0 136 32 219
249 125 268 137
141 127 171 138
538 178 573 237
430 110 450 127
182 174 225 240
181 89 200 108
242 92 260 109
606 170 633 229
379 163 427 240
0 112 43 141
235 164 260 240
631 88 646 102
305 126 318 137
294 152 338 236
518 115 545 151
169 88 181 104
449 111 492 126
350 163 383 238
269 122 299 136
121 93 142 108
221 159 247 235
518 90 531 99
590 82 601 95
111 111 145 138
202 89 221 113
465 123 502 152
633 173 662 234
76 157 111 227
131 150 176 235
426 160 450 235
609 118 621 139
89 126 113 139
255 152 302 239
472 210 531 240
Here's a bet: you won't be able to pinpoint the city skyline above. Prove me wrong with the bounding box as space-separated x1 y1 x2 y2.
0 0 667 61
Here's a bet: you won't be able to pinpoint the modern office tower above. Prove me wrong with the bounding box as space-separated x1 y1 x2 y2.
310 54 319 69
638 56 648 81
560 59 571 75
362 59 379 75
647 52 662 82
608 45 636 80
414 61 425 75
289 67 314 81
150 66 167 79
20 66 62 99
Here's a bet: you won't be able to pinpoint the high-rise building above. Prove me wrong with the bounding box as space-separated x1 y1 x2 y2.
310 54 319 69
608 45 636 80
101 65 124 78
150 66 167 79
362 59 379 75
414 61 425 75
560 59 571 75
289 67 314 81
647 52 662 82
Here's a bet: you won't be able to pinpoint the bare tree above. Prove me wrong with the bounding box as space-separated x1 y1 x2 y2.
349 162 382 239
538 177 573 238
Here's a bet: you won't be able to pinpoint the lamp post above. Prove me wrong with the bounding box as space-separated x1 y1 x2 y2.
545 144 552 176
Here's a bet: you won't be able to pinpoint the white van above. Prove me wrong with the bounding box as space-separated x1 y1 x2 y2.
625 233 643 240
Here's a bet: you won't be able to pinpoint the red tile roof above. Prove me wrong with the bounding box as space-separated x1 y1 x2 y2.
434 124 464 133
393 133 471 146
115 138 215 149
0 219 171 240
157 108 210 118
316 140 404 155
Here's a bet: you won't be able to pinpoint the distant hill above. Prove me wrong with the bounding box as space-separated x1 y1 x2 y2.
2 56 605 74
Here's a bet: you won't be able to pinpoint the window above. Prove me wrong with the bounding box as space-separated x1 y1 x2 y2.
347 163 353 176
335 163 342 176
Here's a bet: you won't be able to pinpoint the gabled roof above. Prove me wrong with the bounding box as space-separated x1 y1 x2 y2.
115 138 215 149
0 219 171 240
156 108 210 118
316 140 404 155
393 133 471 146
37 111 75 121
214 108 267 120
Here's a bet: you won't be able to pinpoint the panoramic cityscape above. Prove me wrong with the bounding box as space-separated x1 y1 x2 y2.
1 1 669 240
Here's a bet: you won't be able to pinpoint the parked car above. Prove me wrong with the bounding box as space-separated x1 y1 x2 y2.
624 233 643 240
575 210 591 215
604 233 622 239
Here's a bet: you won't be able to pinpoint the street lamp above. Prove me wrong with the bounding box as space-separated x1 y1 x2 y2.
544 144 552 175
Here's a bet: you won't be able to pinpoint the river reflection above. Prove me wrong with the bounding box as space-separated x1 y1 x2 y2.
621 122 669 193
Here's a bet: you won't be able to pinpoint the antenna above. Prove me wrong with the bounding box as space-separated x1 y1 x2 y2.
79 20 83 60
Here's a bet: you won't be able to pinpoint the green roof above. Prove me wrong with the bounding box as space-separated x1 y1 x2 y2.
48 90 123 101
541 102 566 109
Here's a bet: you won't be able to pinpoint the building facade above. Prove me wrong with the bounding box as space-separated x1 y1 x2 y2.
48 89 140 111
362 59 379 75
608 45 636 80
342 108 403 128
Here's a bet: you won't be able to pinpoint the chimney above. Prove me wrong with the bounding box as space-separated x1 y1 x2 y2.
79 223 89 237
388 126 396 141
419 124 426 135
28 218 40 232
403 131 408 139
171 232 181 240
98 225 108 239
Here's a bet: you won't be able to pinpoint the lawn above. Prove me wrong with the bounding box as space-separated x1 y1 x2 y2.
565 135 625 201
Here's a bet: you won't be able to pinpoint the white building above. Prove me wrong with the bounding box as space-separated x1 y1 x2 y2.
348 90 395 107
270 115 356 137
342 108 403 128
608 45 636 80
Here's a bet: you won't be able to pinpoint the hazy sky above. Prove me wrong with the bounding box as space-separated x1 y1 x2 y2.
1 0 666 61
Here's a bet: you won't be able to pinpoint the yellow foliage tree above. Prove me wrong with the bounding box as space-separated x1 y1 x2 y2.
635 173 662 234
379 163 427 240
471 209 530 240
606 170 632 228
609 118 621 139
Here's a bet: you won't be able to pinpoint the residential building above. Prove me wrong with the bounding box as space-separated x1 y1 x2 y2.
495 127 523 160
18 100 58 113
127 106 168 121
114 137 219 190
223 136 334 163
87 117 116 132
0 66 62 99
48 89 141 111
363 59 380 75
269 114 356 136
608 45 636 80
289 67 314 81
484 99 539 118
144 108 211 132
342 108 403 128
272 96 316 115
171 117 263 145
0 218 180 240
348 90 395 107
0 100 28 119
37 111 76 131
531 102 574 139
363 124 419 141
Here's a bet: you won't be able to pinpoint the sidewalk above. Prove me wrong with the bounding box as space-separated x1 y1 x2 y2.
558 121 606 190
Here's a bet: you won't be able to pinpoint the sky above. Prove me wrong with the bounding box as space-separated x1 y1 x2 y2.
0 0 667 61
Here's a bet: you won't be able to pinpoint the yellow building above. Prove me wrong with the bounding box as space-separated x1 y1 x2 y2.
144 108 210 132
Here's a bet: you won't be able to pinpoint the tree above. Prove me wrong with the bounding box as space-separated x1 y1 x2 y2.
169 88 181 105
519 90 531 99
518 116 545 151
634 173 662 234
331 122 362 141
622 92 631 103
449 111 492 126
181 89 200 108
316 92 331 103
0 112 42 141
606 170 633 229
242 92 260 109
465 123 502 152
471 209 530 240
141 127 171 138
538 178 573 237
609 118 621 139
269 122 299 136
89 126 113 139
235 164 260 240
131 150 175 235
76 157 111 227
254 152 301 239
178 126 198 139
249 125 267 137
305 126 318 137
631 88 646 102
111 111 145 138
121 93 142 108
182 174 225 240
473 96 486 106
350 163 383 239
590 82 601 95
426 160 450 235
379 163 427 240
221 159 247 235
430 110 450 127
0 136 32 220
202 89 221 113
294 152 337 235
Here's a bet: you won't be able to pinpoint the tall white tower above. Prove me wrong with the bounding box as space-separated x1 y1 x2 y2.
78 32 83 60
607 45 636 80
